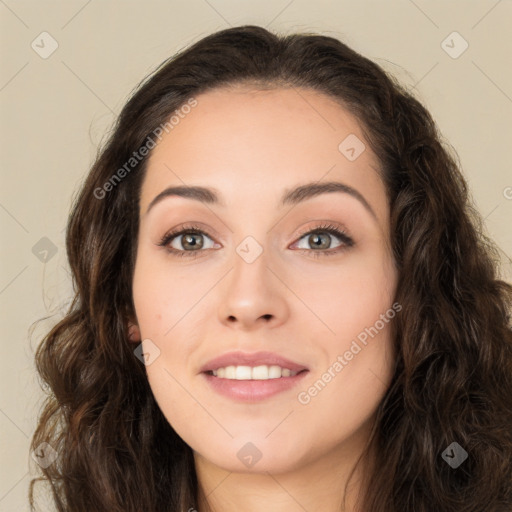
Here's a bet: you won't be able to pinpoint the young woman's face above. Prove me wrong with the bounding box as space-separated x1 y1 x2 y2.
131 86 398 474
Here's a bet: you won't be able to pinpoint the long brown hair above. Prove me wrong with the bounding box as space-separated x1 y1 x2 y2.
29 25 512 512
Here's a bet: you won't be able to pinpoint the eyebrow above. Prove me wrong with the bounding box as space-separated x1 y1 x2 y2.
145 181 377 220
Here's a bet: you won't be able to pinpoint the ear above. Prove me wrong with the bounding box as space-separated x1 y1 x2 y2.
127 321 141 343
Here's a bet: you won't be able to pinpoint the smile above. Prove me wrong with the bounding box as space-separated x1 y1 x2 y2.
209 365 302 380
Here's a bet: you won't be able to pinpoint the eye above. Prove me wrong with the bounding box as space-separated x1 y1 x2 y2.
157 223 218 258
291 222 354 257
157 222 354 259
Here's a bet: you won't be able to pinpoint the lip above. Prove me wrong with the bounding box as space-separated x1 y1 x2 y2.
199 350 310 402
199 350 309 374
201 370 309 402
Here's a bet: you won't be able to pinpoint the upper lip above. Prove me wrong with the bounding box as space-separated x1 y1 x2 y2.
200 351 309 373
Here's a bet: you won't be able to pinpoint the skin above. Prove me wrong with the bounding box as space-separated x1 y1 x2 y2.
128 85 399 512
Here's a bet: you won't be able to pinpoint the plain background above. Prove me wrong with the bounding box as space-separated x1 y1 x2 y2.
1 1 511 510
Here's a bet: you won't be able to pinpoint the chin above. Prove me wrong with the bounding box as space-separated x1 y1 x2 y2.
192 435 310 475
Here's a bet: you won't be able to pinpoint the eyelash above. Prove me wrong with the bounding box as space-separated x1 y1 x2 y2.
157 222 354 259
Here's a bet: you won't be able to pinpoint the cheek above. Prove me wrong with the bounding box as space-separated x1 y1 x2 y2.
131 251 210 414
132 248 201 339
291 244 397 341
289 247 397 418
291 295 396 456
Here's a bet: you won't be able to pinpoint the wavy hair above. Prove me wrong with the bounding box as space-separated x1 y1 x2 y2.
29 25 512 512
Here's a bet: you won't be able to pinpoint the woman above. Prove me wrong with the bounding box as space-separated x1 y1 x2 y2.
29 25 512 512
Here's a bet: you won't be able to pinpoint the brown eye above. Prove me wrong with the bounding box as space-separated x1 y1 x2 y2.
176 232 205 251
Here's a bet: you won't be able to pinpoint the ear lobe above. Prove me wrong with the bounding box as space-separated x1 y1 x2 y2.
127 322 141 343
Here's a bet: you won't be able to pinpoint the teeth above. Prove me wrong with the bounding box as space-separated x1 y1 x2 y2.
235 366 252 380
252 365 269 379
268 365 281 378
211 365 299 380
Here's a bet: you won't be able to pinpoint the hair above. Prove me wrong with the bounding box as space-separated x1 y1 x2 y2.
29 25 512 512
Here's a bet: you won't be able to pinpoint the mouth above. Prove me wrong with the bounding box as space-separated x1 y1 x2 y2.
200 352 310 401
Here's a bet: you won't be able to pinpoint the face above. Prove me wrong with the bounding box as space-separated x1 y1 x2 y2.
130 86 399 474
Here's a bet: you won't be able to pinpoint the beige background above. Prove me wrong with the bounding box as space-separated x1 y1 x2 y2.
1 1 511 510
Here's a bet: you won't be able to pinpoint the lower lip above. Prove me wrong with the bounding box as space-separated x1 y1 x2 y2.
201 370 309 402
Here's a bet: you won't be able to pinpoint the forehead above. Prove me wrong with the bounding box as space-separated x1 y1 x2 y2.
140 86 387 225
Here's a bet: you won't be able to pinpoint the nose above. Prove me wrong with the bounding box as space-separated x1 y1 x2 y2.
217 246 289 331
